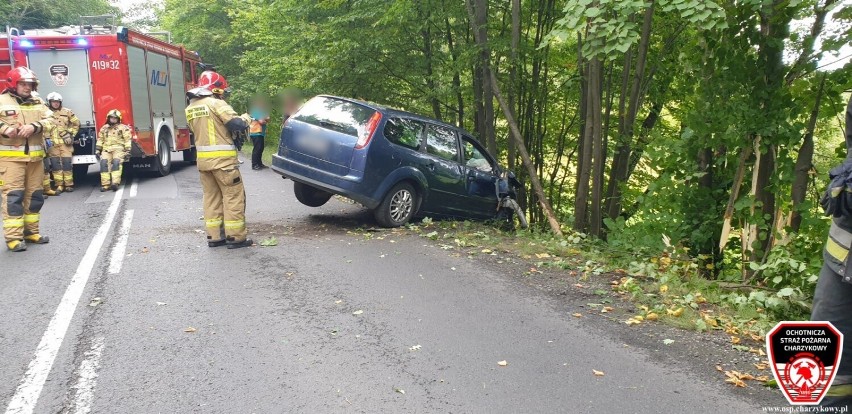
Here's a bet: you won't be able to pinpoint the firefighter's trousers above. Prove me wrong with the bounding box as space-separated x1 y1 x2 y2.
45 144 74 187
200 168 247 243
1 159 45 242
99 148 125 187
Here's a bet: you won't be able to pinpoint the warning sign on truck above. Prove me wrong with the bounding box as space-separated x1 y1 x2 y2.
49 64 69 86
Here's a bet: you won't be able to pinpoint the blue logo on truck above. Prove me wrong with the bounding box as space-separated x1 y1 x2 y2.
150 70 168 86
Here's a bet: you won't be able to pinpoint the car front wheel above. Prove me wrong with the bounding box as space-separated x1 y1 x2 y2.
374 182 417 227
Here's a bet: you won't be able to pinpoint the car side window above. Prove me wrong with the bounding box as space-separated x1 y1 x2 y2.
462 136 494 172
383 117 424 150
425 125 459 162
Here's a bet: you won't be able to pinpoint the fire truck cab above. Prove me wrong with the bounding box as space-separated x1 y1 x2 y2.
0 18 203 180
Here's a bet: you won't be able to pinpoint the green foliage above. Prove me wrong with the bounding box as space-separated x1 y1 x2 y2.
1 0 119 29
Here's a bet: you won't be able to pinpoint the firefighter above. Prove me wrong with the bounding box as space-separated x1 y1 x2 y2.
185 71 253 249
0 67 54 251
96 110 131 192
46 92 79 193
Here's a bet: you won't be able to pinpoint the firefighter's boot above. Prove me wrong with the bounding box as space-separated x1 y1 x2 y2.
6 240 26 252
100 186 109 192
226 238 253 249
24 234 49 244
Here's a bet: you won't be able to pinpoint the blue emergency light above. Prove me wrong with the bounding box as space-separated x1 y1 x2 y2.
19 39 33 48
76 38 88 46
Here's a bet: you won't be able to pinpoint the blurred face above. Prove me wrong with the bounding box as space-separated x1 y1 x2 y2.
15 81 34 98
50 100 61 110
108 116 118 125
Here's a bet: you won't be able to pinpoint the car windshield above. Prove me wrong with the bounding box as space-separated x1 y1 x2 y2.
293 97 376 137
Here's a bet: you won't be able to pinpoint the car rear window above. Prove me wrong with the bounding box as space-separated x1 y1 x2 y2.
383 117 424 150
293 96 377 137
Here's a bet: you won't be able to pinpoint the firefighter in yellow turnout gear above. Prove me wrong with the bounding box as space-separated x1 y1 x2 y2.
0 67 54 251
46 92 79 193
96 109 131 192
185 71 253 249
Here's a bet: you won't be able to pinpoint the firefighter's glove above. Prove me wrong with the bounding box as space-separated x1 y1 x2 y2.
95 149 102 158
821 160 852 218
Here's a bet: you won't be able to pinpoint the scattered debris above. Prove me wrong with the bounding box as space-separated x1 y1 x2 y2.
497 360 508 367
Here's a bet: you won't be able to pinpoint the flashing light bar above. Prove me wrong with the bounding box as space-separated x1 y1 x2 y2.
76 38 88 46
19 39 33 48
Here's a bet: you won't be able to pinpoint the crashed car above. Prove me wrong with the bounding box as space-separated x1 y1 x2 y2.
271 95 527 229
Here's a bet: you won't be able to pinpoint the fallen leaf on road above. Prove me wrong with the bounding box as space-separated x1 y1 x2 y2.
600 307 614 313
335 300 343 304
667 307 684 317
481 249 492 254
141 247 149 253
260 237 278 247
352 310 364 315
659 285 668 293
409 345 421 351
593 369 605 376
156 302 166 306
731 336 741 344
645 313 659 321
725 376 746 387
394 388 405 395
663 339 674 345
535 253 551 259
625 318 642 326
88 297 103 307
754 363 767 370
716 365 724 372
184 327 197 333
755 375 771 382
572 313 583 318
497 360 508 367
574 283 585 288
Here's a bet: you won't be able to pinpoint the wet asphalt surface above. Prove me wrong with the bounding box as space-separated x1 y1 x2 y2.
0 154 781 413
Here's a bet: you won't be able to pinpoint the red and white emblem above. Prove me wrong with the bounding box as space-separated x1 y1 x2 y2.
766 321 843 405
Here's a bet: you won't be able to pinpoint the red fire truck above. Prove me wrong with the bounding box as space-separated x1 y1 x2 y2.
0 19 203 179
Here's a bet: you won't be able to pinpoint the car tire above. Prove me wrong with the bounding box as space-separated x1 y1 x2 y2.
293 181 333 207
374 182 417 228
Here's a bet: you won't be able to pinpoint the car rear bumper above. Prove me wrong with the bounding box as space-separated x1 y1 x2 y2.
271 153 381 209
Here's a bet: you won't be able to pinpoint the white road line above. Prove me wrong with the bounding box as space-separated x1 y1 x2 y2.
5 187 124 414
107 210 134 274
128 178 138 198
68 337 104 414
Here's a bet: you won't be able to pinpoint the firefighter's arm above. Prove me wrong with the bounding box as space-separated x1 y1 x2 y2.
31 105 55 136
211 100 250 132
68 112 80 137
122 126 132 151
96 127 106 153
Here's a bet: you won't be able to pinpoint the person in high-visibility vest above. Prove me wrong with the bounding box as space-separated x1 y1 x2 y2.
185 71 253 249
248 97 269 170
96 109 131 192
45 92 79 193
0 67 55 251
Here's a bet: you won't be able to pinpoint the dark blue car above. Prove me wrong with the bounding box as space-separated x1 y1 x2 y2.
271 95 525 228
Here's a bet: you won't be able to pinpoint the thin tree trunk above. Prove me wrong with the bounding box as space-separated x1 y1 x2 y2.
491 75 563 236
575 60 595 233
445 18 464 129
508 0 520 170
589 58 604 237
421 23 441 120
604 1 655 221
791 74 827 231
575 34 587 223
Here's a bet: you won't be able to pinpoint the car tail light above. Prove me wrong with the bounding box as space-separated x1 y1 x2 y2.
355 111 382 149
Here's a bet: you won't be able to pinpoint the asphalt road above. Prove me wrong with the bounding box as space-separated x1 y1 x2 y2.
0 154 776 413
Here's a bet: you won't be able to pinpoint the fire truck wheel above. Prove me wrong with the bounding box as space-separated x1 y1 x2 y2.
156 132 172 177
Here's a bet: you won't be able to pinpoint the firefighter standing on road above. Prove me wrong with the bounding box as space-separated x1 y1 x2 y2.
185 71 253 249
96 109 131 192
0 67 54 252
46 92 79 193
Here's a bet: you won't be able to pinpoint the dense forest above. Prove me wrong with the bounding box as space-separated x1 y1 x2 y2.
6 0 852 320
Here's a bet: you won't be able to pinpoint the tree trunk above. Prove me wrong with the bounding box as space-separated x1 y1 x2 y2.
508 0 520 171
445 18 464 129
589 58 604 238
575 58 595 233
604 1 655 221
421 23 441 121
469 0 496 155
791 74 827 231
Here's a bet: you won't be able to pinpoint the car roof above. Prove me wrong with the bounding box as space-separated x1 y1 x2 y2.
317 94 477 137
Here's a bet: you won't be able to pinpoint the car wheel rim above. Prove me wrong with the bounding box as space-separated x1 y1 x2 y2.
389 189 413 223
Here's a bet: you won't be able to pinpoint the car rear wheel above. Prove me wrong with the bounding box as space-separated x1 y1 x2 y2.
374 182 417 227
293 181 333 207
156 131 172 177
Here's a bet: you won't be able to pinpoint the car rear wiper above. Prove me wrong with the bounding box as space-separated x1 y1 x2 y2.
319 119 351 133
